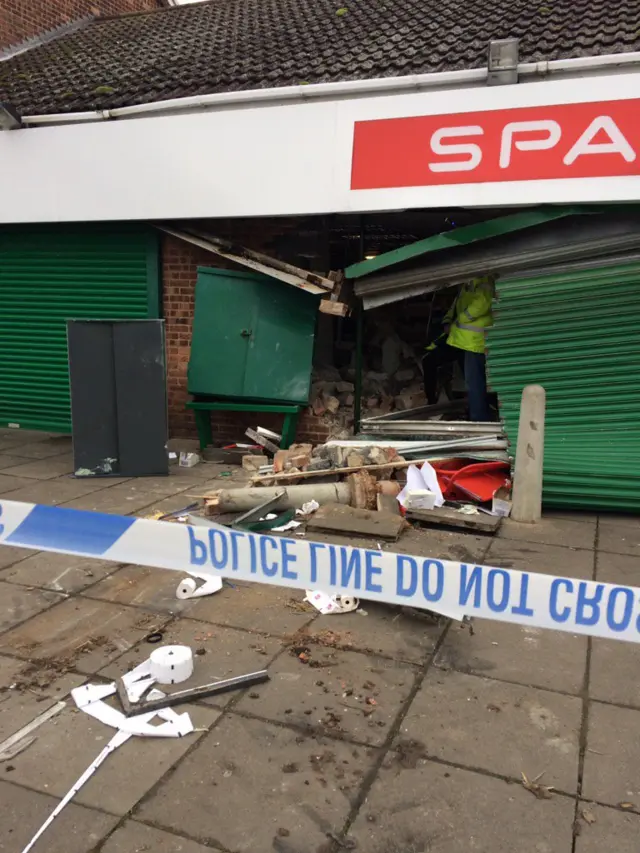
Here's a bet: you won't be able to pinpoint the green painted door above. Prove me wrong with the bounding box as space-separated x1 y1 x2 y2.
188 268 318 404
0 224 160 433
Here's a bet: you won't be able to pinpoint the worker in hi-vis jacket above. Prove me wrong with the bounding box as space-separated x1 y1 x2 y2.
422 276 494 422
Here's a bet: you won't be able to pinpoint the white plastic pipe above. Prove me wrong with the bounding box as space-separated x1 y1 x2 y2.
18 50 640 127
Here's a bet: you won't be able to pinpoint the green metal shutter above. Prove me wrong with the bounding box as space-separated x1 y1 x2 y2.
0 224 160 433
487 256 640 511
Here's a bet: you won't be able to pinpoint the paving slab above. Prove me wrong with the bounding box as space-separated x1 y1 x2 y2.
0 581 64 634
486 538 594 579
308 602 443 664
583 701 640 807
499 517 596 550
597 521 640 558
0 654 85 740
436 618 587 695
574 802 640 853
544 510 598 525
99 618 282 709
0 596 167 674
63 480 192 514
0 473 43 495
2 477 120 506
1 551 117 594
84 564 198 615
383 526 493 565
0 438 71 459
0 544 36 571
0 456 75 479
137 714 376 853
399 669 581 792
590 638 640 708
0 453 39 470
188 580 317 637
596 551 640 586
349 758 575 853
0 780 118 853
101 821 219 853
5 702 219 815
235 643 416 746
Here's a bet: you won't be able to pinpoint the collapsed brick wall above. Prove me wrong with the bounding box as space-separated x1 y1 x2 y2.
1 0 163 51
162 232 334 447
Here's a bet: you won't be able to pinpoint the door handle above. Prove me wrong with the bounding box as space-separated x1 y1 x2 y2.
240 329 252 338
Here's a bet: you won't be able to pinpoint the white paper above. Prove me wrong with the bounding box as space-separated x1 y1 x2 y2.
397 462 444 509
71 682 117 709
299 500 320 515
271 519 302 532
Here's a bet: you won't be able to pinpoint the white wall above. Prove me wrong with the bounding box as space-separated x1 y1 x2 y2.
0 71 639 223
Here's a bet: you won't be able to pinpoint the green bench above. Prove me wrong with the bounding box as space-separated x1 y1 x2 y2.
186 399 302 450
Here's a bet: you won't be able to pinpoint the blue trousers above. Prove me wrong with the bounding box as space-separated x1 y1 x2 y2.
463 350 491 422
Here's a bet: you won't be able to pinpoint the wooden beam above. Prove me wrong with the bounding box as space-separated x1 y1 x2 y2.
249 457 438 485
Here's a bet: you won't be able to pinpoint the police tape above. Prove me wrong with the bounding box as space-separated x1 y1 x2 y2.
0 498 638 642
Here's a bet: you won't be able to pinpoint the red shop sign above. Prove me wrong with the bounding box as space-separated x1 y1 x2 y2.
350 98 640 190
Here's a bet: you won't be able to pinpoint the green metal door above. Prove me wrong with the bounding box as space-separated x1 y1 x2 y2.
487 256 640 511
188 268 317 404
0 224 160 433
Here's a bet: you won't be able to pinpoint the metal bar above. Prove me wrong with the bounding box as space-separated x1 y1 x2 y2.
231 492 286 529
354 301 364 433
118 670 270 717
362 399 468 423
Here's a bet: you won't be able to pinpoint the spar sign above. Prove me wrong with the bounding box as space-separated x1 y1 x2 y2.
351 97 640 189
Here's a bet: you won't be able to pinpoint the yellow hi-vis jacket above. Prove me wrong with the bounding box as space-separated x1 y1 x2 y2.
445 277 494 354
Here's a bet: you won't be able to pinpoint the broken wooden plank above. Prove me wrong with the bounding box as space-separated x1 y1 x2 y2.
250 457 439 484
306 502 407 541
319 299 349 317
407 506 502 534
158 226 334 295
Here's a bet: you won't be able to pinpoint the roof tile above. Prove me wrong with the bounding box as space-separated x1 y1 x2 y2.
0 0 638 115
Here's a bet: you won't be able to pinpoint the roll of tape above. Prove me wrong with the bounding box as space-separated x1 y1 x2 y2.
176 578 197 599
149 645 194 684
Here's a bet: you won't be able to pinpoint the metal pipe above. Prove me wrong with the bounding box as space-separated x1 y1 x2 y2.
18 51 640 127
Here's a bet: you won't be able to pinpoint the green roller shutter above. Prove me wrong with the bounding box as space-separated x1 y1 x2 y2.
487 256 640 511
0 224 160 433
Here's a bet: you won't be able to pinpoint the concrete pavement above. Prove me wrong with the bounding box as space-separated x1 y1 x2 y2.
0 428 639 853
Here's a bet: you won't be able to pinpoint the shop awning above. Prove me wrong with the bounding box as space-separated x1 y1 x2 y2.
344 207 640 310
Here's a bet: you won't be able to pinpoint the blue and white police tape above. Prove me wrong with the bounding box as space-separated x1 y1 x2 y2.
1 498 638 642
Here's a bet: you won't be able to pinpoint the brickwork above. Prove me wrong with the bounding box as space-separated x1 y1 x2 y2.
162 232 335 446
1 0 163 51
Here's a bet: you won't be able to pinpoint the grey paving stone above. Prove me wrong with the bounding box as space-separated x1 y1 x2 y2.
436 618 587 694
486 537 594 579
545 510 598 525
235 644 416 746
4 702 219 815
188 580 317 637
596 551 640 586
63 480 192 514
349 758 575 853
0 456 75 479
590 638 640 708
598 522 640 558
575 802 640 853
3 477 118 506
399 669 581 793
1 551 117 594
101 821 218 853
0 581 64 634
0 473 41 495
84 564 198 615
583 701 640 807
137 714 376 852
0 780 118 853
308 601 444 664
0 453 37 470
0 596 167 674
0 654 85 740
0 544 36 571
499 517 596 550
